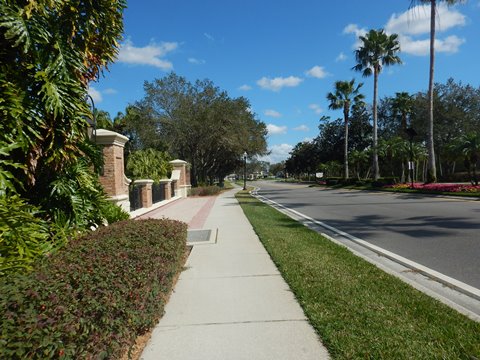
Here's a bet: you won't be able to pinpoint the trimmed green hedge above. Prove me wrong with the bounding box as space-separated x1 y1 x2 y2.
188 185 222 196
0 219 187 359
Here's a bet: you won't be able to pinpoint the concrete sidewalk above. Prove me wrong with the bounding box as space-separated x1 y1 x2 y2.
140 188 330 360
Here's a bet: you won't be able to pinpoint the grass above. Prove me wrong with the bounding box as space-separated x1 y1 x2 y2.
236 190 480 359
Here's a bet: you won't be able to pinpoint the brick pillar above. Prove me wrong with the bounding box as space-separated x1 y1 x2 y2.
160 179 172 200
169 159 191 197
134 179 153 209
95 129 130 212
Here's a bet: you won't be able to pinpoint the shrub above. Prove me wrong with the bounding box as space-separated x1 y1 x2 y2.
372 177 398 187
188 185 222 196
0 195 67 276
100 201 131 224
325 177 341 186
0 219 187 359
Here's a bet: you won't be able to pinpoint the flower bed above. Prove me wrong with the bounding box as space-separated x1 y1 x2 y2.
385 182 480 194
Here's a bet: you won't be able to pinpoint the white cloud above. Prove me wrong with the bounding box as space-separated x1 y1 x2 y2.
309 103 323 115
188 57 205 65
385 3 466 36
264 109 282 118
267 124 287 135
303 137 313 143
257 76 303 92
258 143 294 163
87 86 102 103
343 23 367 48
204 33 215 41
305 65 329 79
345 4 466 56
239 84 252 91
118 40 178 70
294 125 309 132
336 52 347 62
103 88 117 95
400 34 465 56
384 3 466 56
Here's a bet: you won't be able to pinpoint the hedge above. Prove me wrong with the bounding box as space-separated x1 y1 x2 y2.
0 219 187 359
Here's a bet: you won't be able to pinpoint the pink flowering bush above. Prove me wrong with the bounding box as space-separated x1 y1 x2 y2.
386 182 480 194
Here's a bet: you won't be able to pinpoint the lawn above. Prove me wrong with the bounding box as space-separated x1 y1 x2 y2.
236 190 480 359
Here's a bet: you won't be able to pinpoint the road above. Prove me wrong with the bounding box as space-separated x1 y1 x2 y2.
255 181 480 290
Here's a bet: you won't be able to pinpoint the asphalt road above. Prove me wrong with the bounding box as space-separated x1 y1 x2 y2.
255 181 480 289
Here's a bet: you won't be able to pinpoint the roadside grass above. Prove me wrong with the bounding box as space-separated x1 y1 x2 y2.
236 190 480 359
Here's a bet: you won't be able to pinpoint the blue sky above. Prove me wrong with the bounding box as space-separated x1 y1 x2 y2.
91 0 480 163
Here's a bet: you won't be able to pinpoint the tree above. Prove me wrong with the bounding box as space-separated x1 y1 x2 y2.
141 73 267 186
327 79 364 180
126 149 171 182
453 132 480 185
0 1 125 222
1 0 125 190
353 28 402 180
391 92 414 133
410 0 462 182
286 141 319 180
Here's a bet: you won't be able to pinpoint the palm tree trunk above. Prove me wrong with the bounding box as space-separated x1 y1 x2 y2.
426 0 437 182
344 109 349 180
343 101 350 180
373 68 380 180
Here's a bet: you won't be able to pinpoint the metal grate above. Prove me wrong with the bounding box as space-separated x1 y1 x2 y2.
152 183 166 203
129 185 142 211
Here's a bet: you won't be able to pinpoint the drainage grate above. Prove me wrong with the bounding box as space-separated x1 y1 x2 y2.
187 229 212 243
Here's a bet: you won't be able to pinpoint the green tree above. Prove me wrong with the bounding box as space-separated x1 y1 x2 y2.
0 0 126 272
327 79 364 180
391 92 415 133
142 73 267 186
126 148 172 182
452 133 480 185
0 0 125 191
353 28 402 180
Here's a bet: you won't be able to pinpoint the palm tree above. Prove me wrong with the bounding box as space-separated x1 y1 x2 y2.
353 29 402 180
391 92 414 133
327 79 364 180
410 0 462 183
456 132 480 185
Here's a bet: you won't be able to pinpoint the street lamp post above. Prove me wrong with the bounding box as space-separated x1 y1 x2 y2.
243 152 247 190
85 94 97 142
405 127 417 188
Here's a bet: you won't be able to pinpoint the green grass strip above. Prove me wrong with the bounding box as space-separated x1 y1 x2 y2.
236 190 480 359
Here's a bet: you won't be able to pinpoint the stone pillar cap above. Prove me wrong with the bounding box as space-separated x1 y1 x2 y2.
133 179 154 185
96 129 129 147
169 159 188 165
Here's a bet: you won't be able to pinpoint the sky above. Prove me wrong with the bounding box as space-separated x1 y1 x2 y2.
91 0 480 164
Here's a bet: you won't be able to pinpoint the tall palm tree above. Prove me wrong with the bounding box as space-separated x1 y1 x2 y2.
410 0 461 182
353 29 402 180
327 79 364 180
391 92 414 133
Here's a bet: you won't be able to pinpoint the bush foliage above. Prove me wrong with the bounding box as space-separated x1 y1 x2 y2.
0 219 187 359
188 185 223 196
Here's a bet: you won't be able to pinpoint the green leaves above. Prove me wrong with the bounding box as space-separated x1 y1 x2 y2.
0 219 187 358
126 148 172 182
0 195 54 276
